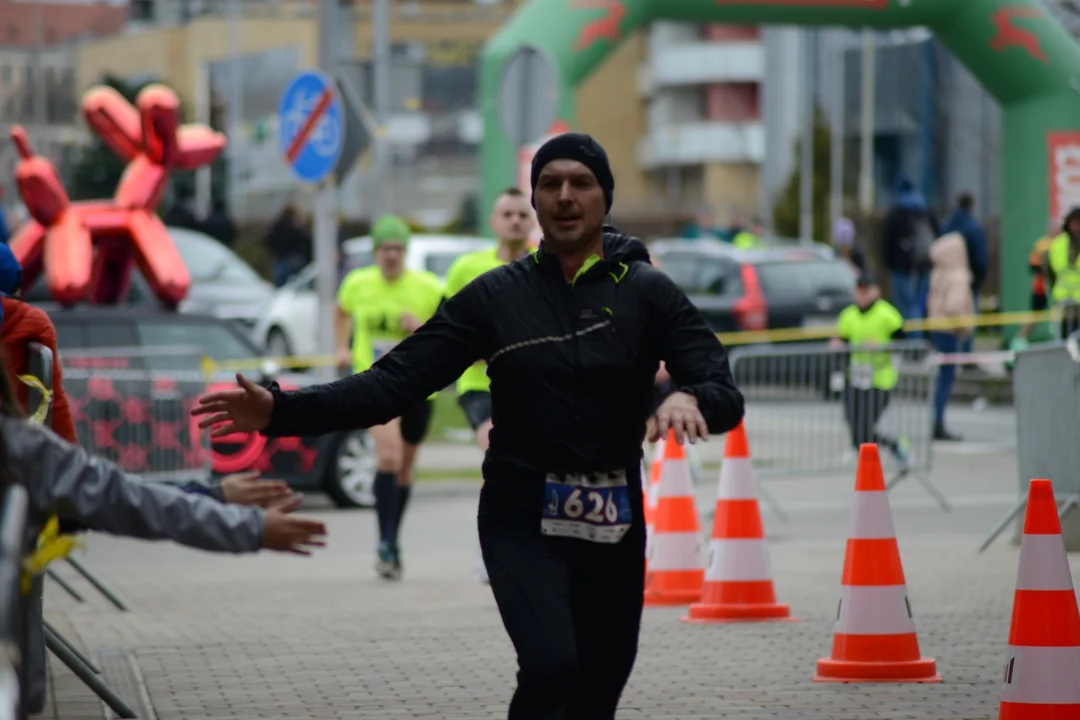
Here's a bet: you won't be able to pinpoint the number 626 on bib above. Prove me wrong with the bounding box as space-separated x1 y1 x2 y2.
541 470 633 544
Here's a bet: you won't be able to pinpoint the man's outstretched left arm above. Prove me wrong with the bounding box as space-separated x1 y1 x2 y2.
264 283 490 437
651 272 745 435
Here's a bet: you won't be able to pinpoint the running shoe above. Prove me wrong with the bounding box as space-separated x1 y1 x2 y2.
391 545 403 580
894 436 912 473
376 541 397 580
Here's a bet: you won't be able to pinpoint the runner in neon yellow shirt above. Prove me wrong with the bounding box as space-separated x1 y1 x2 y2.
335 215 443 580
443 186 534 584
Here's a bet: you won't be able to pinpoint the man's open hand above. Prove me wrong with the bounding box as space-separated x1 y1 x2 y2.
649 391 708 445
191 373 274 438
220 471 293 508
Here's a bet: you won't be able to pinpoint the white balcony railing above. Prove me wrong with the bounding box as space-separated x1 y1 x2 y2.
641 41 764 93
637 121 766 168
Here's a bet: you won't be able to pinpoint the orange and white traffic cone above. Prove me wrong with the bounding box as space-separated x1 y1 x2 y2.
998 478 1080 719
814 443 940 683
683 422 795 623
642 463 652 535
644 431 704 606
643 437 667 582
642 460 652 583
648 438 664 506
643 440 664 552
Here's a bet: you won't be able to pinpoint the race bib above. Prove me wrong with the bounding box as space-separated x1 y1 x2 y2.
849 363 874 390
541 470 633 544
372 340 396 362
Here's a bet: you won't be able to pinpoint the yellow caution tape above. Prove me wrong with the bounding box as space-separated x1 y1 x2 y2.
21 516 80 594
16 374 79 594
17 374 52 425
717 309 1060 347
200 352 341 376
198 309 1063 377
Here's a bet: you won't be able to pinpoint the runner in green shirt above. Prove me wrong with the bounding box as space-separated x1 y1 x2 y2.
443 186 535 584
335 215 444 580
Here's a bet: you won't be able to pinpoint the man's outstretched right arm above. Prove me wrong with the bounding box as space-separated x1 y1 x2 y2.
263 282 490 437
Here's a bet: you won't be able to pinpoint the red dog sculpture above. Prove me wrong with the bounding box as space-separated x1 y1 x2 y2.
9 84 226 307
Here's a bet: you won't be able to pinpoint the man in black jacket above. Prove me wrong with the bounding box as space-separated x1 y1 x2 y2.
881 176 939 337
192 133 745 719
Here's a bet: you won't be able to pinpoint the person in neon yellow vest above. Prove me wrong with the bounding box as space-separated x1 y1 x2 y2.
1009 220 1058 355
833 273 911 471
444 186 536 584
1046 207 1080 340
732 215 764 249
335 215 444 580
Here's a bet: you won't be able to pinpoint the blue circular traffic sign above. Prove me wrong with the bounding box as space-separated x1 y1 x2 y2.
278 70 344 184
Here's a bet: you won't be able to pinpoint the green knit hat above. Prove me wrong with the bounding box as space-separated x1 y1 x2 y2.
372 215 411 249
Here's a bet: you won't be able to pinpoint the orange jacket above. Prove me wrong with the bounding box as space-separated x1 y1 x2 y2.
1 297 77 443
1030 235 1054 297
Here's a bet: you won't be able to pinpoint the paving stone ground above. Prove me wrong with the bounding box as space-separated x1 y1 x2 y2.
35 407 1074 720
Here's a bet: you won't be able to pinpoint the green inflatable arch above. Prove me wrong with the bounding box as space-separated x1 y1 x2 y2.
479 0 1080 314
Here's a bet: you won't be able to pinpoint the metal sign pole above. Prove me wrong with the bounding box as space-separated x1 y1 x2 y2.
281 7 366 385
313 182 338 382
799 29 815 243
829 39 846 236
316 0 340 383
227 0 245 221
372 0 392 218
195 61 212 220
858 29 877 215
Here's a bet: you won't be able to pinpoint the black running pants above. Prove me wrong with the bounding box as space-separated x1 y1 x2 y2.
478 483 646 720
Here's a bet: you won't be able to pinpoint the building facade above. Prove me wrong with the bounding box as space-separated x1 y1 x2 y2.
67 2 1045 231
72 1 767 226
74 0 535 222
0 0 127 215
758 26 1003 234
636 22 765 225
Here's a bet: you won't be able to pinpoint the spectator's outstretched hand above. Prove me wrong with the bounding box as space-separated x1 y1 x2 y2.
221 471 293 508
261 495 326 555
192 373 273 437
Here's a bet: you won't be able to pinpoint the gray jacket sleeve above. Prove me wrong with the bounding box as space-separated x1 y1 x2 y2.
3 416 264 554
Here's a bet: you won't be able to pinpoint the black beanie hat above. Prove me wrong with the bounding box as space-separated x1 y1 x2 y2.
1063 206 1080 233
530 133 614 212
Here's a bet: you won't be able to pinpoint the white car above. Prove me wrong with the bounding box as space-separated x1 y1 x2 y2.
253 233 495 360
250 233 493 508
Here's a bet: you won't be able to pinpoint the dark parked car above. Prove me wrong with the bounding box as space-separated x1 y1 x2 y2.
43 306 376 508
649 240 856 334
650 241 858 399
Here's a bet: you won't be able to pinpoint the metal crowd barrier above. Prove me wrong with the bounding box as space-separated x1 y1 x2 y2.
25 344 138 718
728 340 949 520
0 485 28 720
29 344 130 609
59 362 212 485
979 340 1080 553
